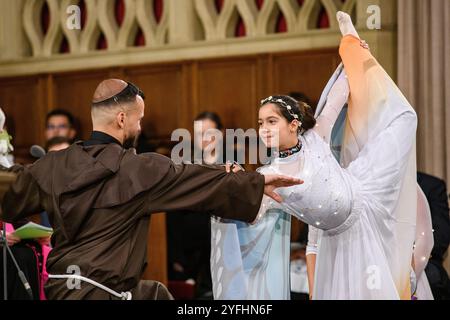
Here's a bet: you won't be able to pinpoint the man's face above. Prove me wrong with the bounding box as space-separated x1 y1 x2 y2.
46 115 75 141
123 96 145 149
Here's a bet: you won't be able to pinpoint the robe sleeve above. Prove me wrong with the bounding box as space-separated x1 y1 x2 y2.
145 163 265 223
0 165 43 223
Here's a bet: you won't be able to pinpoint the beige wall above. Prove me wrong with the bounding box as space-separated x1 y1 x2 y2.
0 0 398 78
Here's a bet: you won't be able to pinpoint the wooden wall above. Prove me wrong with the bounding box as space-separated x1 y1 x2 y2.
0 47 340 285
0 47 340 163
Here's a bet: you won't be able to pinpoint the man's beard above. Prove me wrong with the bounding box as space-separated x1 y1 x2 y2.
123 133 139 149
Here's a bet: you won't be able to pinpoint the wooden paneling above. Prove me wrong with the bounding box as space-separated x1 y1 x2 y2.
126 64 186 139
196 58 260 130
53 70 112 140
272 49 341 105
0 48 340 147
0 76 46 163
143 213 168 286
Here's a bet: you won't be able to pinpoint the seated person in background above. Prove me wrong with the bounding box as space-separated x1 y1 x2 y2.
418 172 450 300
166 111 224 299
1 217 52 300
45 109 77 142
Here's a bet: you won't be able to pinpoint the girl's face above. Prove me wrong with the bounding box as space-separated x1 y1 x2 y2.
258 103 299 150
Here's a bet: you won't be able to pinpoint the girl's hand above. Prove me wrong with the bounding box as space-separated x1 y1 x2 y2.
6 232 21 246
360 40 370 50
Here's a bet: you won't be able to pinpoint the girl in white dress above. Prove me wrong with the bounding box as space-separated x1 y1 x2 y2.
211 12 434 300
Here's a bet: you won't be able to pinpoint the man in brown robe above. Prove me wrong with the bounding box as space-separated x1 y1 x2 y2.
0 79 301 300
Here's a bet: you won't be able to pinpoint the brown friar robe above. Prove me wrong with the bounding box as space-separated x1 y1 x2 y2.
0 133 264 300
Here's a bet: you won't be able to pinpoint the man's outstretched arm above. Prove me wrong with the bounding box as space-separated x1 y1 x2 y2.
146 162 302 223
0 165 43 223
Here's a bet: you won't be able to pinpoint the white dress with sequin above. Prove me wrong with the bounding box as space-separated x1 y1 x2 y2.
269 36 433 299
271 127 405 299
211 36 433 300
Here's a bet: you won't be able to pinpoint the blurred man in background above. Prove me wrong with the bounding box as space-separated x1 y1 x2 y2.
45 109 77 142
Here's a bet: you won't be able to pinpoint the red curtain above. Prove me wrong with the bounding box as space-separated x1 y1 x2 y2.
135 28 146 47
154 0 164 23
80 0 87 30
215 0 224 13
97 33 108 50
235 17 246 37
41 1 50 36
115 0 125 27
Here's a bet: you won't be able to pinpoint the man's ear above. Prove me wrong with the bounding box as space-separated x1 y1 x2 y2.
117 112 126 129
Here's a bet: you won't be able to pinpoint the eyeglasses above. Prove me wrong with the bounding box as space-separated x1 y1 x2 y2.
46 124 70 131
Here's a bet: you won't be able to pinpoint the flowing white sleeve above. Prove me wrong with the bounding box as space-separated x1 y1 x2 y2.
0 108 13 168
414 186 434 277
314 70 349 144
306 226 320 256
413 185 435 299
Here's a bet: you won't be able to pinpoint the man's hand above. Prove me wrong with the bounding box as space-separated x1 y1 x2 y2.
263 174 303 203
225 162 245 173
6 232 20 246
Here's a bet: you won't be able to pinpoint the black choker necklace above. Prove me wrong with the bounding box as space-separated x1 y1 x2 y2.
279 141 302 159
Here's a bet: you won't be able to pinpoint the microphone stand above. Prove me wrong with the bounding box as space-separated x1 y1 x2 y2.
2 222 6 300
0 171 34 300
1 223 34 300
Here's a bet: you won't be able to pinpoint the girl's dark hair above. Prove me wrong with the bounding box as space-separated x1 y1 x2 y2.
261 95 316 133
195 111 223 130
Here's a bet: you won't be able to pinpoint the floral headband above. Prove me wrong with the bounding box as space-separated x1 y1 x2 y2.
260 96 304 123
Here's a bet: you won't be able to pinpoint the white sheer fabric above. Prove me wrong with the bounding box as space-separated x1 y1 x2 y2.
315 70 349 144
413 186 434 299
266 36 429 299
0 108 13 168
306 67 349 258
210 36 434 300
